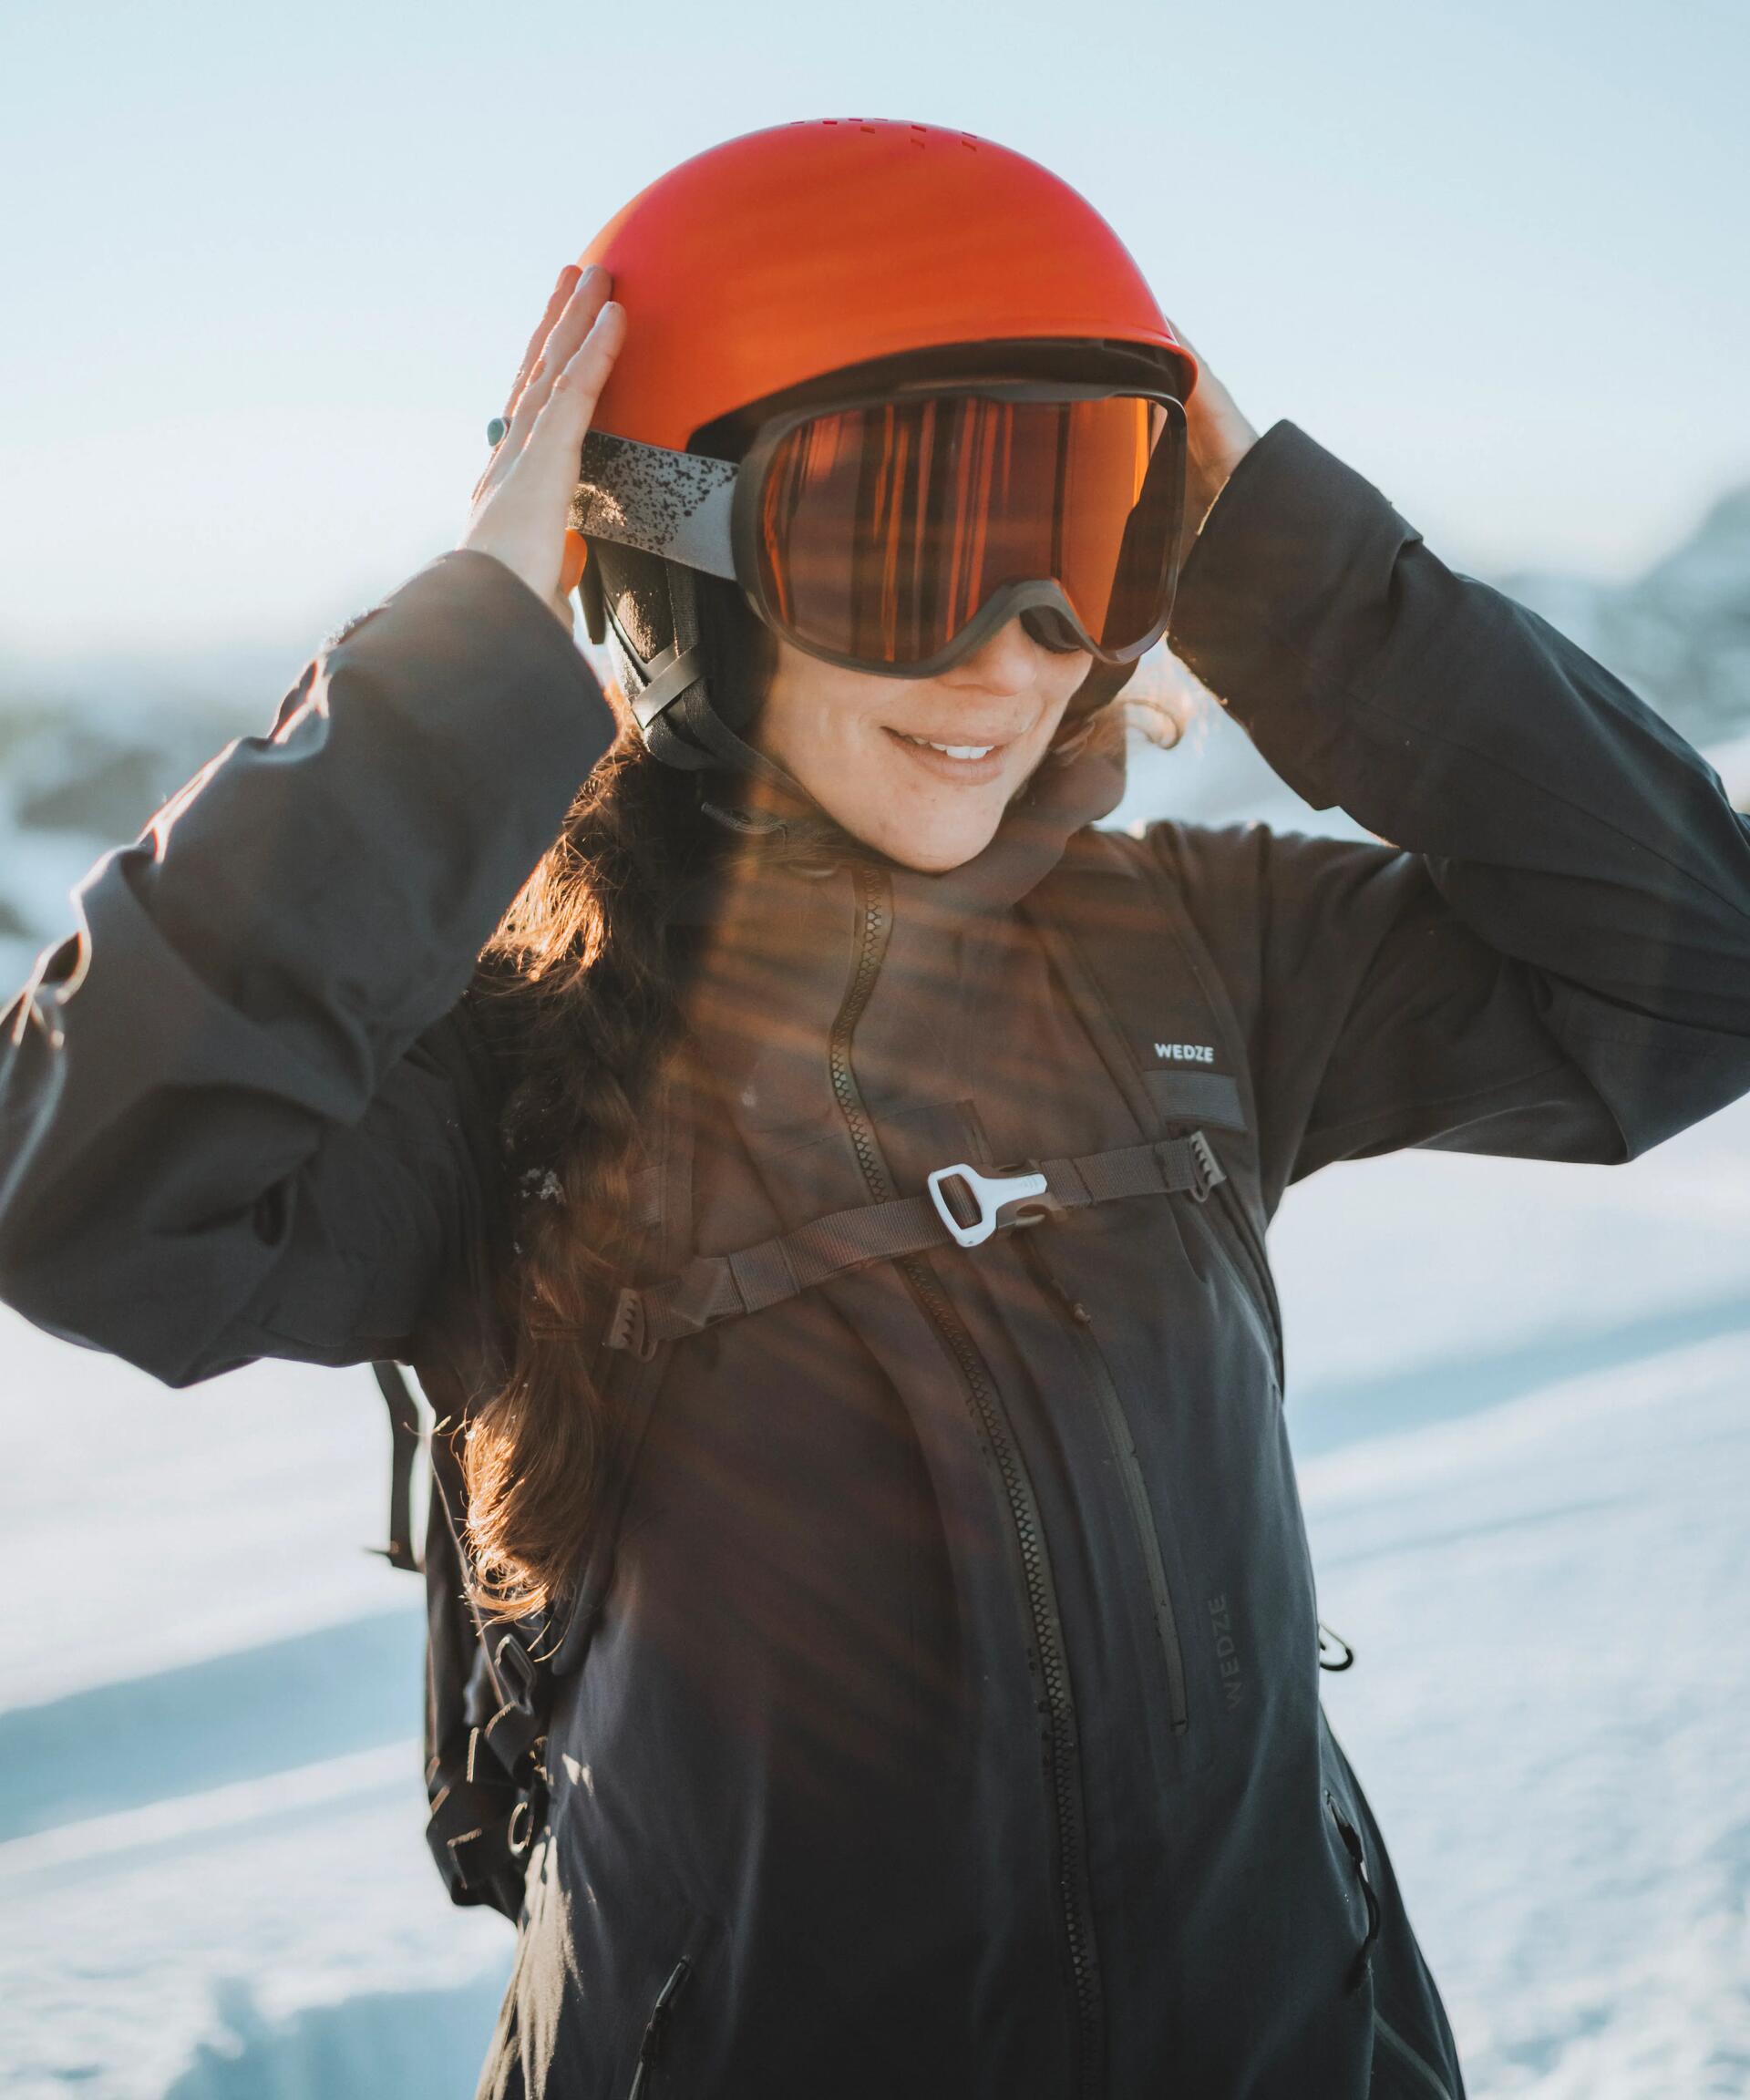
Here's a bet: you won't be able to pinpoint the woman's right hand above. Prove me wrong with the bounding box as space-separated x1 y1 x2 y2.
458 263 626 629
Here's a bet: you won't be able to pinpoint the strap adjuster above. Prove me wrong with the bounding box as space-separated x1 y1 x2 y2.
926 1162 1051 1250
1184 1128 1222 1202
493 1630 541 1714
605 1286 654 1359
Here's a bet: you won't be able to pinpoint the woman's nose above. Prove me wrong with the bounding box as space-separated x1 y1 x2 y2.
939 615 1040 696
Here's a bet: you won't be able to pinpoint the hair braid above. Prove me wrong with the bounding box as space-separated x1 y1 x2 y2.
459 697 711 1615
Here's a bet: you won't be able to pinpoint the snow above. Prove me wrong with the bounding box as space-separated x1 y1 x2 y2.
0 1735 509 2100
4 695 1750 2096
1302 1325 1750 2099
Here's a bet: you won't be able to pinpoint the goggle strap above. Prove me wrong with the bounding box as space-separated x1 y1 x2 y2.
570 432 738 580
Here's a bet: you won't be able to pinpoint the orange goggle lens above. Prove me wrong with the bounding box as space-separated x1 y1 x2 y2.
752 392 1179 668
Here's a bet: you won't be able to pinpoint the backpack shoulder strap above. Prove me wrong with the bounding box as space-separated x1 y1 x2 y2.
548 1039 698 1673
366 985 514 1575
366 994 695 1917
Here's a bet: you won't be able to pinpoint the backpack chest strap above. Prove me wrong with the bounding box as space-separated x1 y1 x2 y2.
605 1127 1223 1359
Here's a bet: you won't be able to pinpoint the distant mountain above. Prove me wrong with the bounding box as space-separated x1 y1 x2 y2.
1498 484 1750 746
4 484 1749 993
0 690 261 991
1123 478 1750 835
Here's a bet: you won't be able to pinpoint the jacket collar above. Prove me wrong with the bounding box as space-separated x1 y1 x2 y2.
675 727 1127 924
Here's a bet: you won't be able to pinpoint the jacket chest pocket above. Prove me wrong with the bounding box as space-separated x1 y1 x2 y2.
1174 1163 1283 1394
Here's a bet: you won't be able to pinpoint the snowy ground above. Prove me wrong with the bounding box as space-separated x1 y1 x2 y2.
4 698 1749 2096
1306 1317 1750 2098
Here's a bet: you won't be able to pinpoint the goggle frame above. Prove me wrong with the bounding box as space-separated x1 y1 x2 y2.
567 377 1189 683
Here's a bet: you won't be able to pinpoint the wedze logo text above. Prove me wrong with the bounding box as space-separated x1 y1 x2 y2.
1208 1592 1245 1711
1155 1042 1216 1064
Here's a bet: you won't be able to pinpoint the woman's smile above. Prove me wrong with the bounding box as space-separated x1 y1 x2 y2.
881 722 1024 787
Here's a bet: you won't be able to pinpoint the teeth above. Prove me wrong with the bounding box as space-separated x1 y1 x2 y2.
901 735 996 760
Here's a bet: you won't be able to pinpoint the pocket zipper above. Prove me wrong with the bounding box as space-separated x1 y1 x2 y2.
627 1957 693 2100
1324 1790 1381 1996
1211 1172 1285 1389
1183 1172 1284 1393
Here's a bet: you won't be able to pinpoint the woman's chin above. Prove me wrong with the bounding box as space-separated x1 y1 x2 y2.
864 802 1004 873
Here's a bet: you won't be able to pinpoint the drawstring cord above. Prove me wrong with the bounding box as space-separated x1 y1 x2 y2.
1318 1621 1355 1672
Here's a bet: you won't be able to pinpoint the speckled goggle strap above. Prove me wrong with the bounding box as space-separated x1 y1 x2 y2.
569 432 739 581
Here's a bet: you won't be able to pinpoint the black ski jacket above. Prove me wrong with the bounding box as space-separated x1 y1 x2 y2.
5 421 1750 2100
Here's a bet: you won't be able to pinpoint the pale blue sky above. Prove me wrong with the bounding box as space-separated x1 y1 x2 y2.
3 0 1745 661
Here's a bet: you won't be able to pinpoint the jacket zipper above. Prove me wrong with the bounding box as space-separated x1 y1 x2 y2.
829 860 1104 2098
1014 1231 1189 1734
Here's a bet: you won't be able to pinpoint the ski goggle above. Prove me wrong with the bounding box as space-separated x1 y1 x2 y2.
569 379 1189 682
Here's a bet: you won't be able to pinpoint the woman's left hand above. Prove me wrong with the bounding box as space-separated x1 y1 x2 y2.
1175 330 1261 535
460 264 626 629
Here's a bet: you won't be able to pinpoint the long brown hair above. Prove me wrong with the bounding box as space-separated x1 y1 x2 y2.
458 606 1173 1618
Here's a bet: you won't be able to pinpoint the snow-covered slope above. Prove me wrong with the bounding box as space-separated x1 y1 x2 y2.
1305 1315 1750 2099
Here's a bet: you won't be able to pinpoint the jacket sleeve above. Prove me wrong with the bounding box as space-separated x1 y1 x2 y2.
0 549 614 1385
1150 420 1750 1220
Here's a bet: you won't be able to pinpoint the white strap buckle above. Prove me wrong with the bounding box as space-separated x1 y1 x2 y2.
926 1162 1051 1250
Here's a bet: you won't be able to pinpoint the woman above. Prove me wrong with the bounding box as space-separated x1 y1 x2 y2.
4 119 1748 2100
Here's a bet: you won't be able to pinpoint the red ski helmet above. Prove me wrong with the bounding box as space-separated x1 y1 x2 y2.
577 117 1194 453
563 118 1198 777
